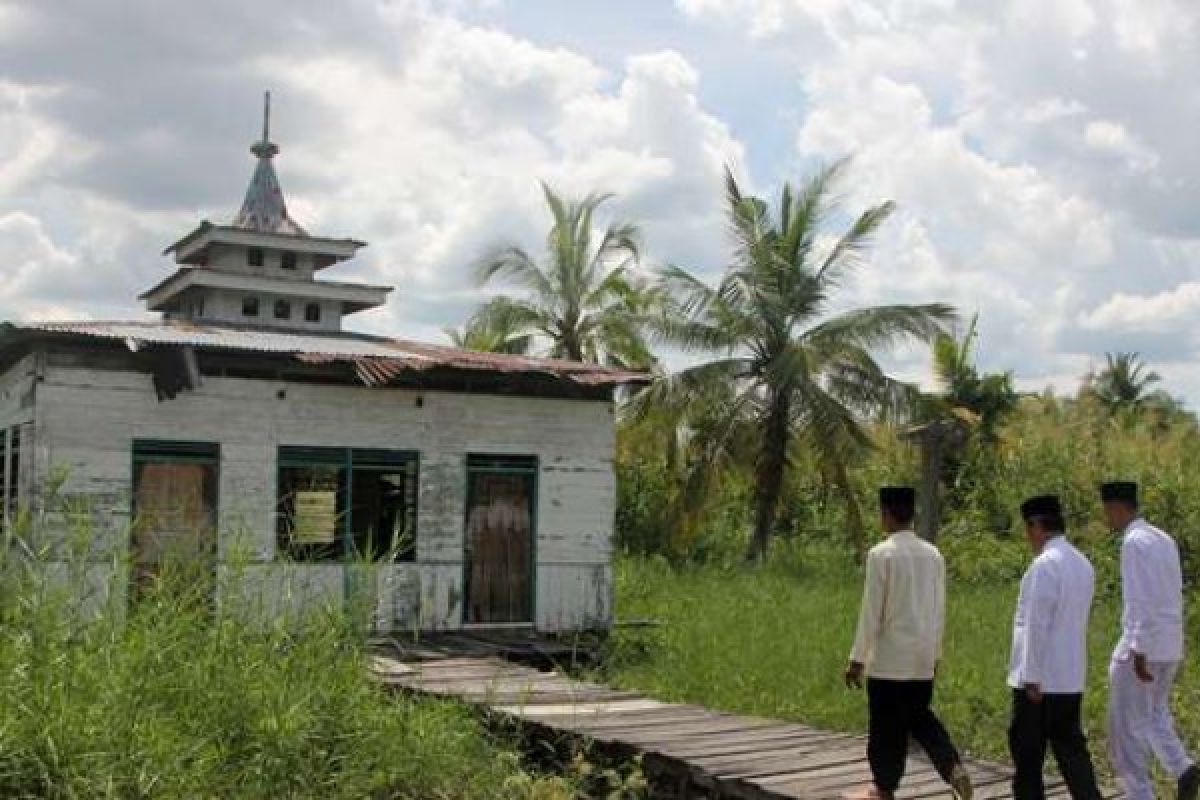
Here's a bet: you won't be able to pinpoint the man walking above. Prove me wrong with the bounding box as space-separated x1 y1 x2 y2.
1008 495 1103 800
1100 481 1199 800
844 486 973 800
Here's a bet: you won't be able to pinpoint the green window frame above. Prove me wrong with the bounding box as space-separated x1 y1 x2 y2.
463 454 539 625
129 440 221 596
133 440 220 463
2 426 20 529
276 446 418 563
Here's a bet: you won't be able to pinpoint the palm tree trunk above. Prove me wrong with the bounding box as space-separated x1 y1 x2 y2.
830 456 867 563
746 392 791 563
561 330 584 362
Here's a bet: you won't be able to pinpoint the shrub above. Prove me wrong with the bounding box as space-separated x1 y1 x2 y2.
0 521 569 799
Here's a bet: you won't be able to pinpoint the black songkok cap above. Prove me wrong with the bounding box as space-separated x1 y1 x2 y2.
879 486 916 510
1020 494 1062 519
1100 481 1138 505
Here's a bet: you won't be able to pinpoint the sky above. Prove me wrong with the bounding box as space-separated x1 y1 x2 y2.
2 0 1199 401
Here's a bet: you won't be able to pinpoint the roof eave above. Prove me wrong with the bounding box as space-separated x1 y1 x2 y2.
163 225 367 267
163 220 214 256
6 321 650 390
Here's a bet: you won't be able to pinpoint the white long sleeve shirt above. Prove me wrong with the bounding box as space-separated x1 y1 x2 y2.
850 531 945 681
1115 518 1184 663
1008 535 1094 693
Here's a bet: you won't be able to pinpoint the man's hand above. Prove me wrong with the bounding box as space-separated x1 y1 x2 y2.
1024 683 1043 704
1133 652 1154 683
845 661 865 690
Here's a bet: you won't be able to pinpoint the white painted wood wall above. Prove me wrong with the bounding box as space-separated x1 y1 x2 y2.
6 357 616 633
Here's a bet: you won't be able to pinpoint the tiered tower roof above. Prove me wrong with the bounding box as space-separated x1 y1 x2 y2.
143 92 389 332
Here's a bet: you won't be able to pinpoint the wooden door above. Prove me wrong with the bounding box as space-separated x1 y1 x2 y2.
132 445 218 603
464 458 536 625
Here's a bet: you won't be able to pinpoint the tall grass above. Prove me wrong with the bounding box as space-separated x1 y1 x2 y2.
606 553 1200 786
0 522 574 799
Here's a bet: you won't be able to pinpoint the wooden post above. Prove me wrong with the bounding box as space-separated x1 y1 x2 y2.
1 426 9 531
902 419 967 543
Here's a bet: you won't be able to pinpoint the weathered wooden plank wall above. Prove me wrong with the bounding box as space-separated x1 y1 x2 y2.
15 359 616 632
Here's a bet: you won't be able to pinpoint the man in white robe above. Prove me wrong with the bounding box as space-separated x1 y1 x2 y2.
1100 481 1198 800
844 486 973 800
1008 494 1103 800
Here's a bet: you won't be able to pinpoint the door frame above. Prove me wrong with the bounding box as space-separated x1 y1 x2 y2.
129 439 221 601
461 454 538 628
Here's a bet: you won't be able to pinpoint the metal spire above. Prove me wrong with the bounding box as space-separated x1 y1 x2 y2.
249 90 280 160
235 90 305 235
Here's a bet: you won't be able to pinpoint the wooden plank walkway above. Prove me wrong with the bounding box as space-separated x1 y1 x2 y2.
370 640 1120 800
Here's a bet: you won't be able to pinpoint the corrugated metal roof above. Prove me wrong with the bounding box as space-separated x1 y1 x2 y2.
9 320 648 388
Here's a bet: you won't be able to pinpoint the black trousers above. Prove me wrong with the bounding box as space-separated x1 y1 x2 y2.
867 678 962 792
1008 690 1103 800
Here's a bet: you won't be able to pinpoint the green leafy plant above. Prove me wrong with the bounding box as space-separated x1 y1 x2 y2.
474 184 657 368
640 161 954 562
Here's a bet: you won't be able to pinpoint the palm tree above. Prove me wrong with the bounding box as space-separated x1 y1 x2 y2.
1091 352 1161 413
620 376 758 555
475 185 656 368
930 314 1017 440
444 313 532 355
644 162 955 562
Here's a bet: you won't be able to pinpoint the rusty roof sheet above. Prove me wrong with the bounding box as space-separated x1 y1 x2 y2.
8 319 648 388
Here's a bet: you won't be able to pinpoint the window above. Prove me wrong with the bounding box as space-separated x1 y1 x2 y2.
191 298 206 317
281 251 297 270
247 247 265 267
242 297 260 317
277 447 418 563
2 426 21 529
131 440 219 595
274 299 291 320
304 303 321 323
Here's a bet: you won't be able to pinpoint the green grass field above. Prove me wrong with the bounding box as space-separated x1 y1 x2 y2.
606 553 1200 784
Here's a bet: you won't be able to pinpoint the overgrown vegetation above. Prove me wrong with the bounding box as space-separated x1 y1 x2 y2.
607 381 1200 789
604 553 1200 786
617 372 1200 578
0 525 577 800
456 165 1195 578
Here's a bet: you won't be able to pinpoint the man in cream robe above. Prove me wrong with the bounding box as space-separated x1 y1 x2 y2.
844 486 972 800
1100 481 1198 800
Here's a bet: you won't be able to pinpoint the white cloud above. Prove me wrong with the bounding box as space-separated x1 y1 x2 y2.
0 211 87 320
0 1 743 346
680 0 1200 399
1083 120 1159 172
1079 283 1200 333
276 17 742 334
5 0 1200 403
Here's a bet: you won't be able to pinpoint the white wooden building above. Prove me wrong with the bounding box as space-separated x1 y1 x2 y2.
0 99 643 633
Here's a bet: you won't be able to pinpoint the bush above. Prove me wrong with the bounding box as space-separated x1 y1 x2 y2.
0 524 570 799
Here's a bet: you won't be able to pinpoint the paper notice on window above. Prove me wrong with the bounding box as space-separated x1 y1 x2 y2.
292 490 337 543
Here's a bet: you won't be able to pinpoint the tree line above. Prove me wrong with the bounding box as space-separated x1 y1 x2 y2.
446 162 1185 563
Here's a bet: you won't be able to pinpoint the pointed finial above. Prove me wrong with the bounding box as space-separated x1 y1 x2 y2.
250 90 279 159
236 90 304 235
262 90 270 142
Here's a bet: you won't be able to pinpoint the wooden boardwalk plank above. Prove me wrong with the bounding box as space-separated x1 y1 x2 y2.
371 645 1121 800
